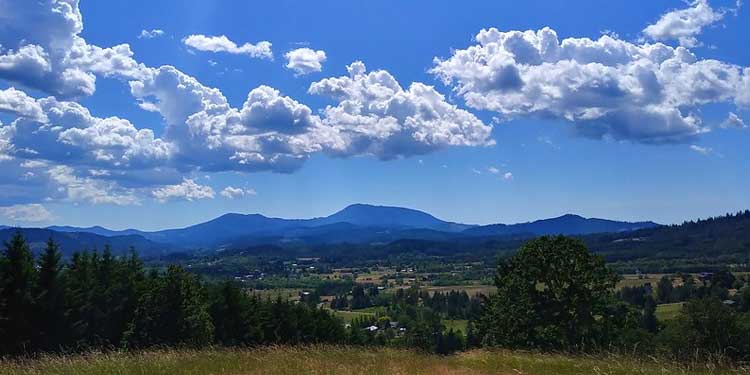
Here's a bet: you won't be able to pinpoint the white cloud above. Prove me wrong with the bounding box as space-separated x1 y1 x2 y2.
720 112 747 128
285 48 327 75
20 160 48 168
643 0 724 47
309 61 494 159
153 178 215 202
485 166 513 180
0 203 54 223
220 186 257 199
138 29 165 39
432 27 749 144
0 0 147 98
2 89 173 169
129 66 324 172
689 144 719 156
0 87 47 121
48 165 140 205
183 35 272 60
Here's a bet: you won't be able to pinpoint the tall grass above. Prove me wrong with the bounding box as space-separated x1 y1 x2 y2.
1 346 748 375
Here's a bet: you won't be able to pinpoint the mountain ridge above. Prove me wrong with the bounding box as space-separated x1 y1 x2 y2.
22 204 659 251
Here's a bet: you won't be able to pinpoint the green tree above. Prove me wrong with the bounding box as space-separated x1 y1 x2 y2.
479 236 618 351
123 265 213 348
658 298 742 360
0 231 37 354
209 281 261 345
34 238 67 351
656 276 673 304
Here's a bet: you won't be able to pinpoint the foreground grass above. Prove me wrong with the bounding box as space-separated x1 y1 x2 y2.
2 346 748 375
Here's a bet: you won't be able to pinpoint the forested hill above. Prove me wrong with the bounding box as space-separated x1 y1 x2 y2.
0 228 171 258
586 210 750 260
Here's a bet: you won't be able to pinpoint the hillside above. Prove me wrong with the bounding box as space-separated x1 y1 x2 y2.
0 228 171 258
0 347 734 375
464 214 658 237
586 210 750 260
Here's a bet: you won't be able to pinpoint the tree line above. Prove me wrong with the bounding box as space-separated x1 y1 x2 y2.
0 232 344 355
4 231 750 362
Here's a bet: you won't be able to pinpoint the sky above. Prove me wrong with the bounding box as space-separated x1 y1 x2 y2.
0 0 748 230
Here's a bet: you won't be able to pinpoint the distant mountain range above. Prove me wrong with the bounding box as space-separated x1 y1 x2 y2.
0 204 660 256
0 227 171 257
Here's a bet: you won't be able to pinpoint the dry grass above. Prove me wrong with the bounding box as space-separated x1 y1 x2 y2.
2 346 748 375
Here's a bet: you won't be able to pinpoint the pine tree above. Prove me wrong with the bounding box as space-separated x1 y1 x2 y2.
0 231 37 354
34 238 67 351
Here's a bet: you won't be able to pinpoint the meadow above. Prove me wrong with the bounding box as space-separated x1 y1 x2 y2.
2 346 747 375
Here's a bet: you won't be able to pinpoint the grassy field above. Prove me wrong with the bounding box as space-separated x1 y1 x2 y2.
656 302 685 321
1 346 745 375
332 309 375 322
444 319 469 333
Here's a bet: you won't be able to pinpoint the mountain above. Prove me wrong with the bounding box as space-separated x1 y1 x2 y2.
31 205 658 250
47 225 147 237
42 204 474 249
0 228 171 258
309 204 473 232
462 214 658 237
143 213 309 247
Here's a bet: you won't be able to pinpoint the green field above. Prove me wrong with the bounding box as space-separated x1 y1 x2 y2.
444 319 469 333
656 302 685 321
332 309 375 322
1 346 743 375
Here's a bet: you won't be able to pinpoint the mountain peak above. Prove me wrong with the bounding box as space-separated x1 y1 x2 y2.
313 203 470 232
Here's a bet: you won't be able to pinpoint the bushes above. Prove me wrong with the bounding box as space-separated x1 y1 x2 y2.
657 298 750 361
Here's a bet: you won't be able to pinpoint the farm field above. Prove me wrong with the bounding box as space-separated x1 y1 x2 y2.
1 346 743 375
656 302 685 321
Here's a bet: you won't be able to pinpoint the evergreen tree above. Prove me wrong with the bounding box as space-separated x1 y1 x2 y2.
0 231 37 354
34 238 67 351
124 265 213 348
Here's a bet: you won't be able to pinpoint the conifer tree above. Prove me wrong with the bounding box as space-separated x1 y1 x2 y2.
0 231 37 354
34 238 67 351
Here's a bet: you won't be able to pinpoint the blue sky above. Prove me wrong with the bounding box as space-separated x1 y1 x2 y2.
0 0 748 230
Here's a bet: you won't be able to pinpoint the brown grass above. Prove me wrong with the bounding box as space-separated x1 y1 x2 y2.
1 346 748 375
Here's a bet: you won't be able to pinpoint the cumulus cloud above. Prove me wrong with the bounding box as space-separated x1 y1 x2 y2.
503 172 513 181
138 29 164 39
309 61 493 159
48 165 140 205
0 87 47 121
285 48 327 75
183 35 273 60
220 186 257 199
129 66 324 172
152 178 215 202
1 88 172 169
0 203 54 223
0 0 147 98
643 0 724 47
432 27 749 144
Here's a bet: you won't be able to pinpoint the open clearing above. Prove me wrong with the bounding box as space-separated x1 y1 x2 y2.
1 346 744 375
